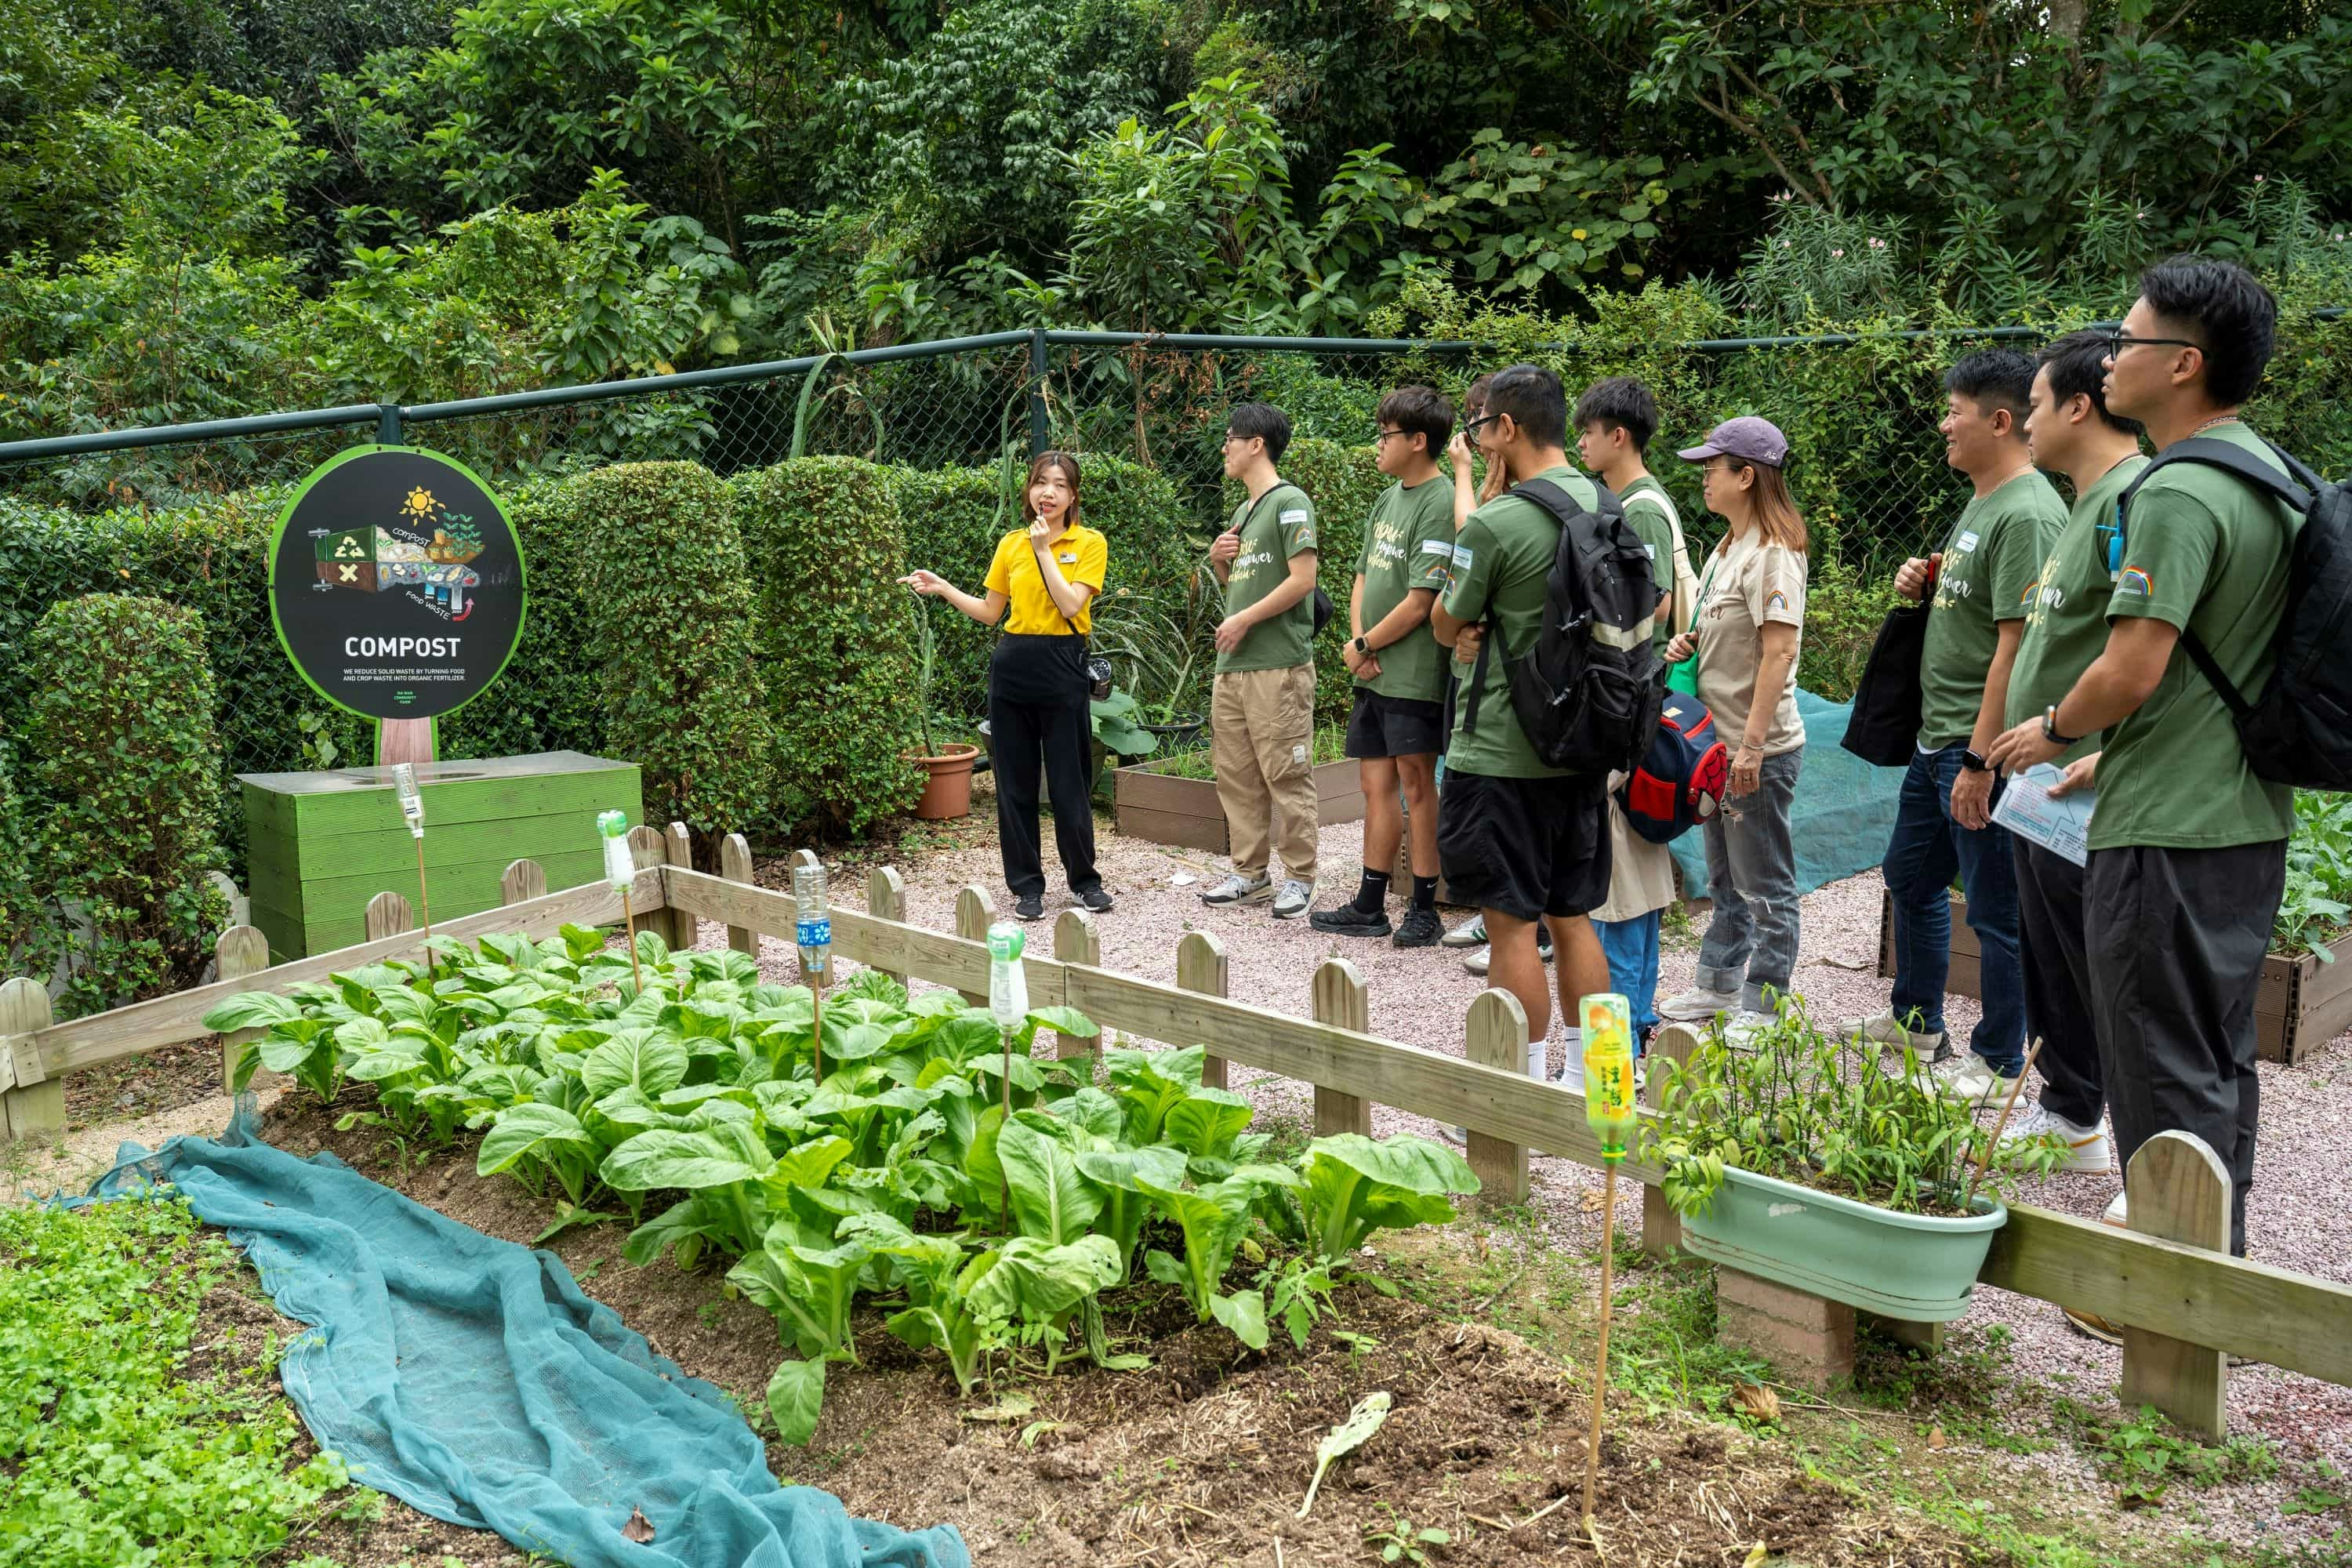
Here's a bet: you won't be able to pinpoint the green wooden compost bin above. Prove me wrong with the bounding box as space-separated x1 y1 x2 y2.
239 751 642 962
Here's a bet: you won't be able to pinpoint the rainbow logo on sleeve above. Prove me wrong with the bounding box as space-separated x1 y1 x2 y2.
2117 567 2154 598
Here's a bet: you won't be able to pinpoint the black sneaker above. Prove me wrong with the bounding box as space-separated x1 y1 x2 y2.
1080 887 1114 913
1308 903 1392 938
1390 907 1444 948
1014 895 1045 921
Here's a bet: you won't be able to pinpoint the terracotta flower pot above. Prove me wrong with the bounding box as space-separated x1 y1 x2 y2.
909 743 981 820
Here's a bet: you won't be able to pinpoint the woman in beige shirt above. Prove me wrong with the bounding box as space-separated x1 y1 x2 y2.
1657 417 1808 1039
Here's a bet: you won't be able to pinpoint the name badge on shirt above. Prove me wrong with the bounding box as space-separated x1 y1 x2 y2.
1058 552 1078 564
1279 509 1309 526
1451 543 1474 572
1955 530 1980 553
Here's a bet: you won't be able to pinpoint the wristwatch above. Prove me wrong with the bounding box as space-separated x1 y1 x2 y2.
1353 635 1370 655
1961 749 1990 773
2042 705 2081 747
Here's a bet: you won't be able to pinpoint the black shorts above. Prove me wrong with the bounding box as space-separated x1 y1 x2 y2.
1436 769 1611 922
1344 688 1446 760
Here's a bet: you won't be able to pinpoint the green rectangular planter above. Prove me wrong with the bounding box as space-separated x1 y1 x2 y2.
1680 1165 2007 1322
239 751 641 963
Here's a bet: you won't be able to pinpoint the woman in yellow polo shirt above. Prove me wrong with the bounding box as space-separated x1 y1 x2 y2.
901 452 1112 921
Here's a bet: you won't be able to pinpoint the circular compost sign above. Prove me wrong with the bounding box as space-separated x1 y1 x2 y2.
268 445 528 721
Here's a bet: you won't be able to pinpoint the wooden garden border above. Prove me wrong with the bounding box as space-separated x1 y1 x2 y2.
5 822 2348 1438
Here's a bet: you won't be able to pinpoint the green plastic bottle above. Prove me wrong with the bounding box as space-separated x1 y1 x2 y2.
1580 993 1637 1161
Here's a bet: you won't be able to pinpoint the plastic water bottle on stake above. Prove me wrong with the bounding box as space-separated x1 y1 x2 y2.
793 862 833 1079
1577 991 1636 1541
985 921 1028 1214
595 809 644 992
390 763 433 949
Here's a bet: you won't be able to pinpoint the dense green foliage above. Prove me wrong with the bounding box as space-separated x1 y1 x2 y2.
202 934 1479 1441
572 463 775 844
0 1196 356 1567
22 594 228 1016
732 458 923 837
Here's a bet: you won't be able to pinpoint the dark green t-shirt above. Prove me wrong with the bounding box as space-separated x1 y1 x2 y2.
1916 469 2066 747
1352 474 1456 702
1617 474 1681 655
1441 464 1599 779
1216 481 1318 675
2091 423 2299 851
2005 455 2149 765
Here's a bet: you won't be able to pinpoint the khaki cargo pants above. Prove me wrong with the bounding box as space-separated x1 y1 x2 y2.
1210 664 1318 884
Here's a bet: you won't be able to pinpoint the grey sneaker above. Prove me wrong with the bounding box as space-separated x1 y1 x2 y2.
1441 916 1488 949
1200 873 1272 906
1658 984 1740 1023
1271 879 1314 919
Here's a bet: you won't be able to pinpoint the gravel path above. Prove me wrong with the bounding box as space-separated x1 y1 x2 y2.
724 804 2352 1556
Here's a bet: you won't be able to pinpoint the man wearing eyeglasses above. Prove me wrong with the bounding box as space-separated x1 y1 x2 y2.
1199 402 1323 919
1309 386 1456 946
1987 256 2297 1258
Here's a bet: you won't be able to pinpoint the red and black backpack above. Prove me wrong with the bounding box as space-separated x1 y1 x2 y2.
1621 691 1729 844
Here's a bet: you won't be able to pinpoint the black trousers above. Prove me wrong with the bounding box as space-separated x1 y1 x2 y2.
989 634 1100 899
2013 839 2103 1130
2085 840 2287 1256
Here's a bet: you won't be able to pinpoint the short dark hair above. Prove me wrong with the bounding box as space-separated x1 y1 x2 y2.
1226 401 1291 463
1377 385 1454 455
1482 363 1567 449
1944 349 2036 430
1573 376 1659 451
2036 330 2144 439
2140 254 2278 405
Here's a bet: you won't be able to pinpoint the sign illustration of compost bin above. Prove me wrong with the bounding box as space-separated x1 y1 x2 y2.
269 445 528 720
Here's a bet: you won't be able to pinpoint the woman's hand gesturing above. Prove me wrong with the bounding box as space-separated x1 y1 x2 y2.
899 569 949 597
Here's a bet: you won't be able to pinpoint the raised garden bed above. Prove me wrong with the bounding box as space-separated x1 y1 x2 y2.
1112 755 1365 854
1874 887 2352 1065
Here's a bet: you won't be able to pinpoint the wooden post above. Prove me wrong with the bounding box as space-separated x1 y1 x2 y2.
1052 910 1099 1061
1641 1022 1701 1259
1176 931 1229 1090
664 822 695 949
1464 989 1530 1203
365 890 414 942
1311 959 1372 1137
626 826 666 965
719 833 758 956
866 867 909 989
2121 1131 2232 1438
214 925 272 1095
500 858 547 906
0 976 60 1146
954 885 995 1007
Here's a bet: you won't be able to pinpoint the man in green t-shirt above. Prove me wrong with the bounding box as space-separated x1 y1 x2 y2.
1309 386 1456 946
1854 350 2065 1107
1200 402 1322 920
1429 365 1612 1045
1988 257 2298 1258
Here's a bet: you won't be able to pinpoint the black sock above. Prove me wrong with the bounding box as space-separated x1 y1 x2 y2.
1411 875 1439 912
1353 869 1391 913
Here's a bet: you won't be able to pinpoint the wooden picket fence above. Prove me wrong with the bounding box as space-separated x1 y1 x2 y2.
5 821 2348 1443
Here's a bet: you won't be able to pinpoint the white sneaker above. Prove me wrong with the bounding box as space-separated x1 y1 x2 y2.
1462 943 1490 976
1847 1007 1949 1060
2103 1190 2128 1226
1442 916 1488 949
1271 879 1315 919
1721 1009 1775 1050
1200 873 1272 906
1659 985 1740 1023
1999 1104 2114 1174
1940 1055 2022 1105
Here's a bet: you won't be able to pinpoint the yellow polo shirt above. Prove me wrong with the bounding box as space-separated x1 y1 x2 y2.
984 524 1108 635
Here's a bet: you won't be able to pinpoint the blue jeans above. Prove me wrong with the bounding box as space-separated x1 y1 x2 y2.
1882 742 2025 1074
1596 911 1661 1051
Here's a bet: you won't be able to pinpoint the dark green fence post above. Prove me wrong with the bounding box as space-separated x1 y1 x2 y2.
1028 327 1049 456
376 403 404 445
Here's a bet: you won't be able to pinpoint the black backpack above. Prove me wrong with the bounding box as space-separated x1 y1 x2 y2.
2115 436 2352 789
1460 476 1666 776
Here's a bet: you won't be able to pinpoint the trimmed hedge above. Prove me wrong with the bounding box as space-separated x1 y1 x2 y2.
569 463 775 841
437 474 604 765
731 457 923 837
888 456 1196 722
0 724 38 971
23 595 227 1018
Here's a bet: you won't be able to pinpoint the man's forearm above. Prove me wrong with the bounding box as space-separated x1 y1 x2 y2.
2053 622 2177 739
1253 560 1319 618
1363 590 1435 650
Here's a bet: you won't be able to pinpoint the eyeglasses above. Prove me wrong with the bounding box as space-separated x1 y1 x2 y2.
1461 412 1503 438
1221 433 1255 448
2101 331 2201 358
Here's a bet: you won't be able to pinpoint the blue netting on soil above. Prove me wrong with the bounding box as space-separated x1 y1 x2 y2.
1668 688 1903 902
85 1105 968 1568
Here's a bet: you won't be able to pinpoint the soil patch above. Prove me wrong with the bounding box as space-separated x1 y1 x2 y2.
63 1036 225 1132
249 1085 2005 1566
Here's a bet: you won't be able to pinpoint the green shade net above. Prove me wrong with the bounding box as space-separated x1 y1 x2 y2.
1668 688 1905 901
88 1106 967 1568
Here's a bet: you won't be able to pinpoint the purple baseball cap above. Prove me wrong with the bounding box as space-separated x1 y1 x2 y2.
1678 416 1790 468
